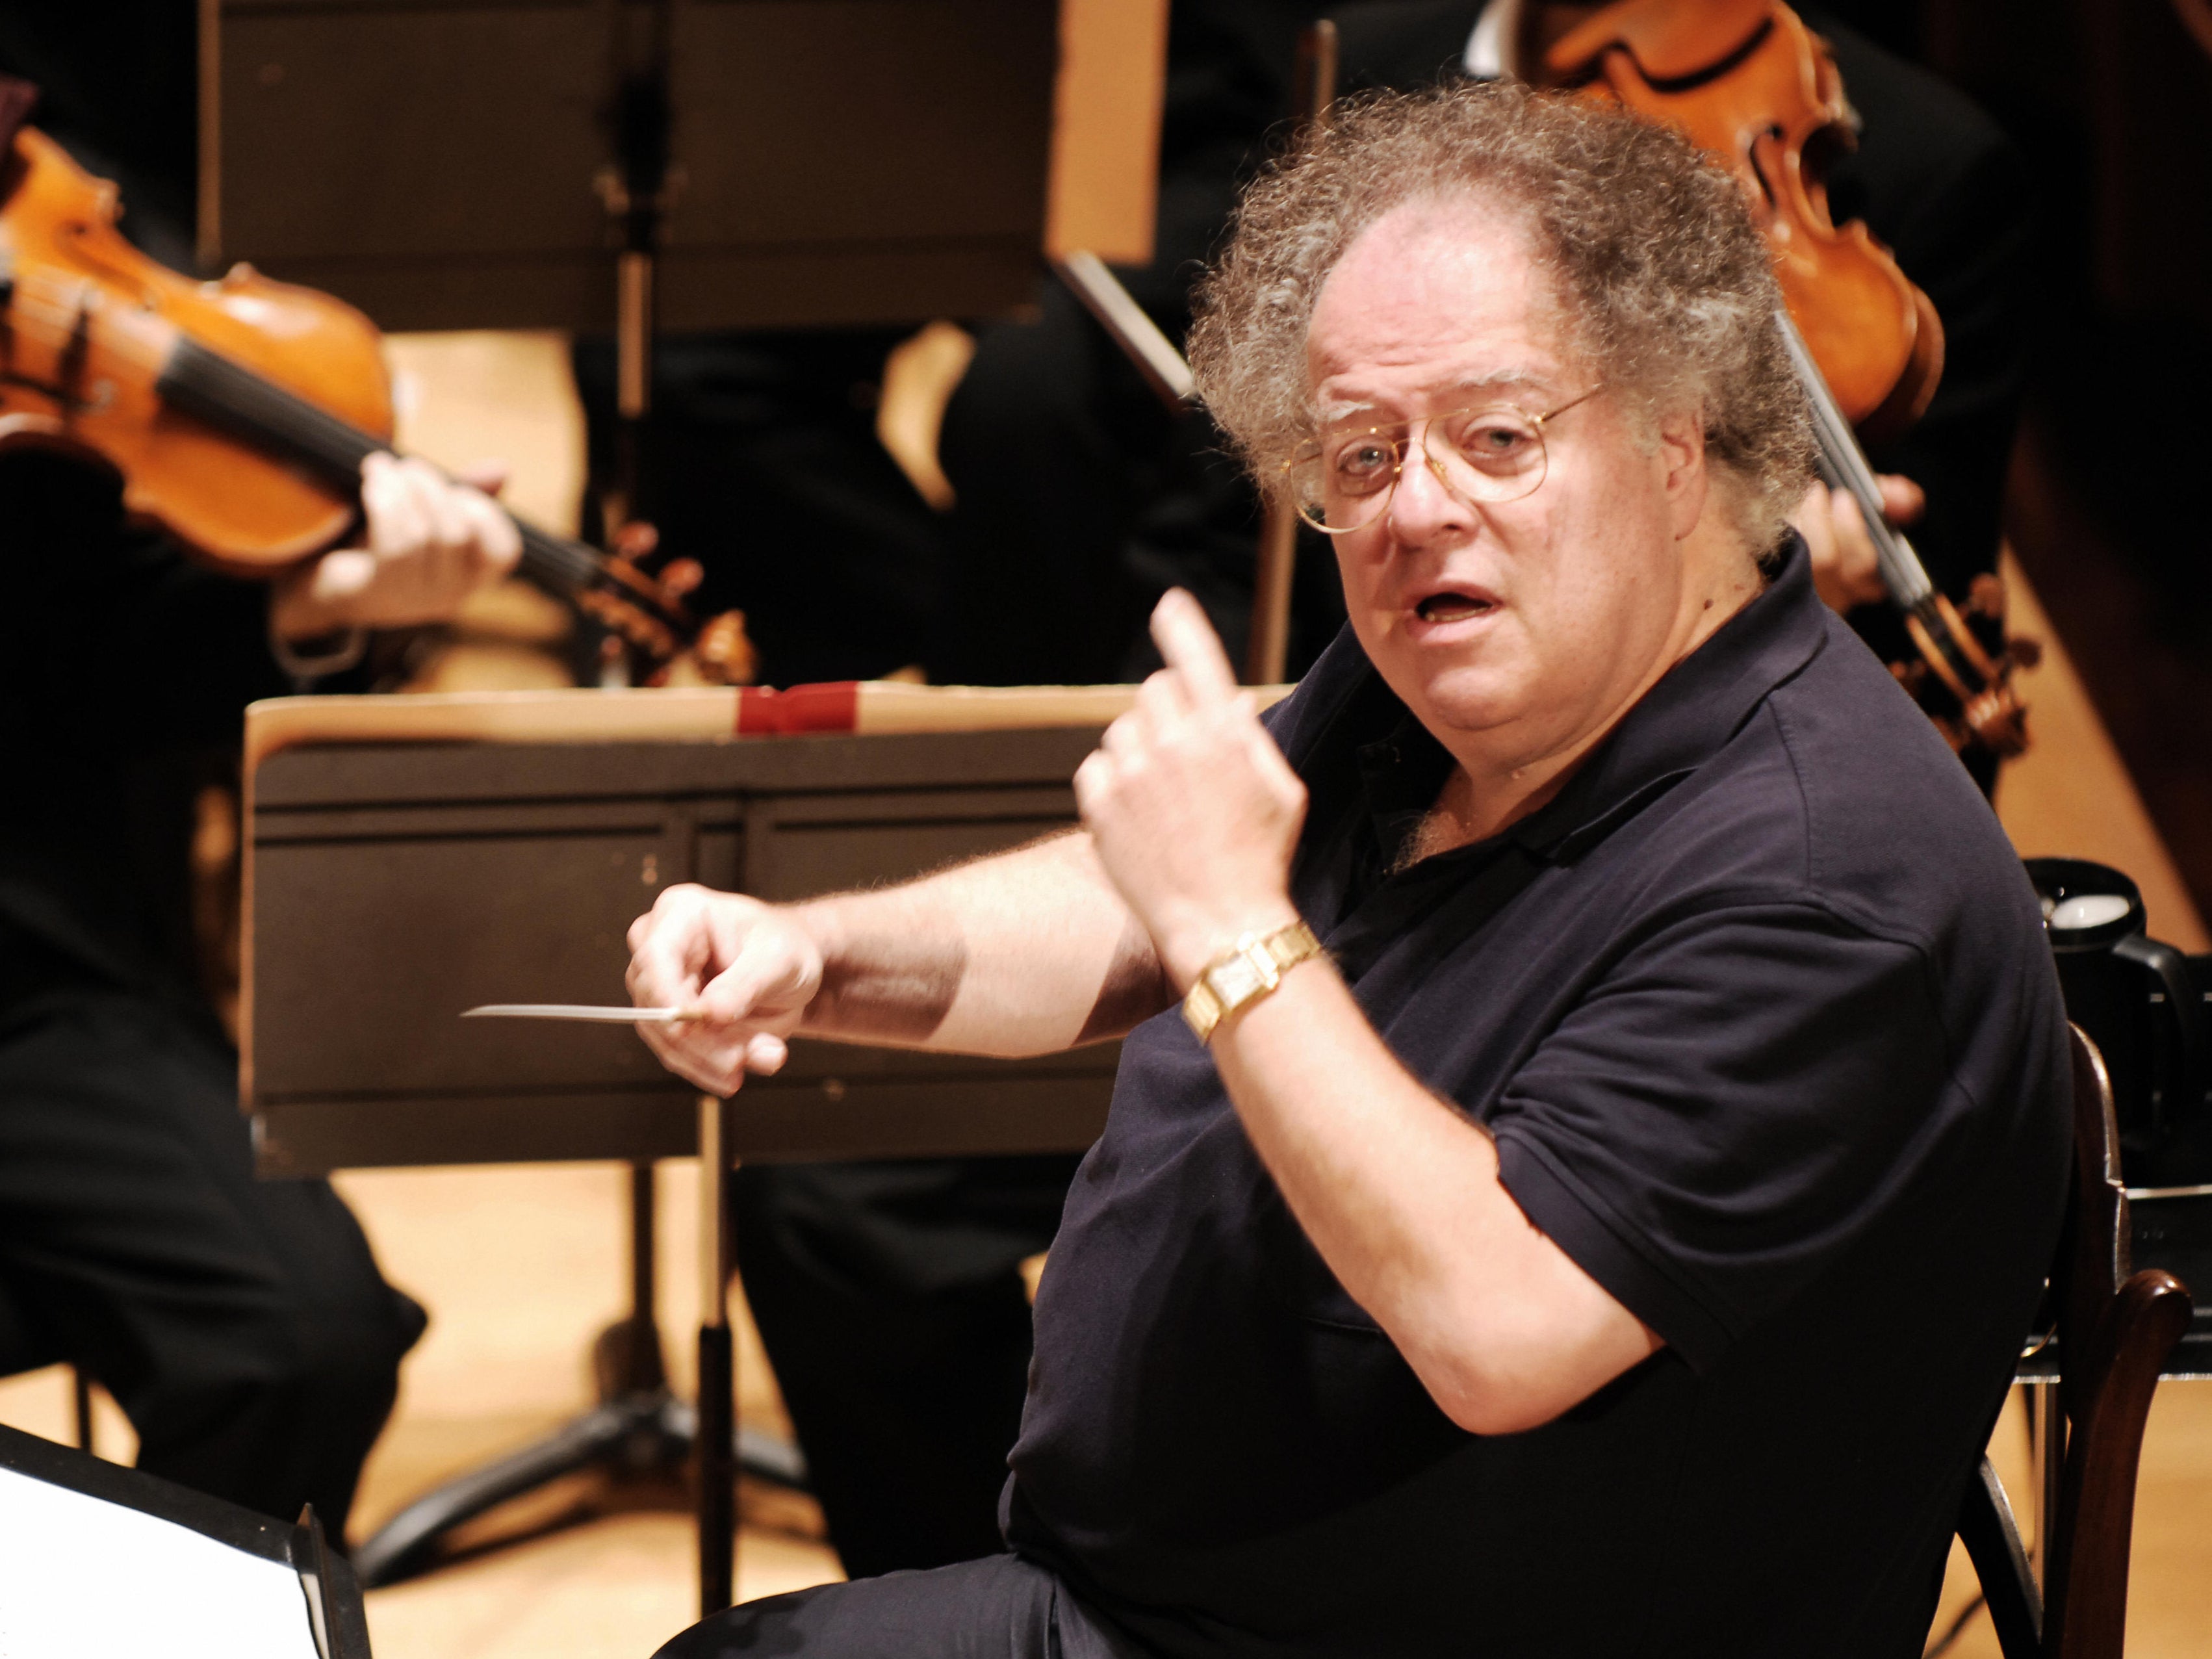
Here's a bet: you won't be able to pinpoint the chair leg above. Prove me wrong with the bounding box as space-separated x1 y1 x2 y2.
70 1369 93 1456
2033 1378 2063 1586
1957 1456 2042 1658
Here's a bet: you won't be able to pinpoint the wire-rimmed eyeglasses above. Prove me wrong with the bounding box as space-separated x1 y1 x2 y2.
1280 385 1605 534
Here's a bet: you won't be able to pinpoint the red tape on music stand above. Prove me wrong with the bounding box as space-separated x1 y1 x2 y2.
734 682 861 737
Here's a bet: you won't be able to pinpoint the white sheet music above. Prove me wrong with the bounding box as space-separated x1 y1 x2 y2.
0 1464 321 1658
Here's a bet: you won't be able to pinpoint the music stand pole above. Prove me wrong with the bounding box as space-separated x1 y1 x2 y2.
697 1092 738 1616
599 0 676 550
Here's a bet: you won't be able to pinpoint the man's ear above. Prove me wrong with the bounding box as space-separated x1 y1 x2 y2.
1656 406 1707 541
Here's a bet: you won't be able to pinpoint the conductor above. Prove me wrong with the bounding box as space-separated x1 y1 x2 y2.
629 83 2068 1656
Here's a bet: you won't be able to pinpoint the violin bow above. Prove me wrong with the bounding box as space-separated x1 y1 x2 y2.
1775 309 2029 760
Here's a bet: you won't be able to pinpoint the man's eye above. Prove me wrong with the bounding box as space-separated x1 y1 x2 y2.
1330 441 1396 492
1451 418 1537 465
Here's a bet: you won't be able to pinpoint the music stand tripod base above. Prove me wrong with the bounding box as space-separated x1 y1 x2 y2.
350 1155 803 1591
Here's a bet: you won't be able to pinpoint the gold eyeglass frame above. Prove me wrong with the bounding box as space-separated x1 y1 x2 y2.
1279 384 1605 535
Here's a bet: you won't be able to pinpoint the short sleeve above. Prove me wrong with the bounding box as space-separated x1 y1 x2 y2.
1487 901 1951 1373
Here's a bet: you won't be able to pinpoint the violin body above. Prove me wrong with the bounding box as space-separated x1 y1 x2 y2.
1549 0 1944 441
0 128 389 570
0 125 744 682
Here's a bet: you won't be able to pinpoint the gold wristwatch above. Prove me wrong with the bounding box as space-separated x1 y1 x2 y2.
1181 920 1325 1043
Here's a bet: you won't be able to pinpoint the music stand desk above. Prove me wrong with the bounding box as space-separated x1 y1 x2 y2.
242 683 1153 1172
242 682 1151 1607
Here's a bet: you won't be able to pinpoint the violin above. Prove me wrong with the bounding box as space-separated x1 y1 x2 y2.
0 120 749 684
1547 0 2030 761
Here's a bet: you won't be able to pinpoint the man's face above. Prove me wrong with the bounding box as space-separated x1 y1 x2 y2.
1305 197 1711 775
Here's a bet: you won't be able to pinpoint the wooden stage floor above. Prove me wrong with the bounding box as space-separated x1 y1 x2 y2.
0 333 2204 1658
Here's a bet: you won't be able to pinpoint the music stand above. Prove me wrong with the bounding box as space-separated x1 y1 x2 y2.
240 684 1197 1609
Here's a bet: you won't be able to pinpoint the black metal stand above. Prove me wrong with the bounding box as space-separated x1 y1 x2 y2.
598 0 674 551
352 1161 804 1589
697 1094 737 1616
571 0 676 686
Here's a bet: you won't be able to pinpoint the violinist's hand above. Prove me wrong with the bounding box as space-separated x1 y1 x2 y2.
625 884 823 1096
1074 589 1307 990
271 454 522 639
1792 472 1923 615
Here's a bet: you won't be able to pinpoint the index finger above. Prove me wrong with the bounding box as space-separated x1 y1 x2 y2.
1148 588 1241 706
1875 472 1925 528
628 923 706 1009
627 895 714 1005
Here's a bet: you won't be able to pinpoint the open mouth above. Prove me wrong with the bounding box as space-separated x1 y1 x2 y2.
1414 591 1497 624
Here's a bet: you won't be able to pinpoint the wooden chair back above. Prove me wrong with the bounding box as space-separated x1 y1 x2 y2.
1955 1024 2193 1658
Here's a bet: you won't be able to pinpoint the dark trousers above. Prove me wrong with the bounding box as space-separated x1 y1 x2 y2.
654 1553 1149 1659
0 985 424 1537
732 1155 1080 1578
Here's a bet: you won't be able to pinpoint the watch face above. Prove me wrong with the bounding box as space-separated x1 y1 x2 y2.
1209 953 1267 1007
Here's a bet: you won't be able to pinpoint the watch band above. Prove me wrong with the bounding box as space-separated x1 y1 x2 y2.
1181 920 1325 1043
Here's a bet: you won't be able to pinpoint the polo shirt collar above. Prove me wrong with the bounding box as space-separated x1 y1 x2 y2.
1350 534 1829 871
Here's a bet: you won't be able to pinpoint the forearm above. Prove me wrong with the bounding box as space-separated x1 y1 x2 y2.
1211 958 1657 1433
794 829 1172 1057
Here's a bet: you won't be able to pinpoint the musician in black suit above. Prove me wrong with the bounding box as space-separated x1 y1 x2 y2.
0 418 526 1543
0 442 521 1537
0 12 525 1529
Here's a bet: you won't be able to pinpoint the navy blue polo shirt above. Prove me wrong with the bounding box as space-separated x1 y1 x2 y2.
1005 541 2072 1658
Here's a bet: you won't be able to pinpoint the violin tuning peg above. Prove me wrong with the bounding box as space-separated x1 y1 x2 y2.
1966 572 2007 621
690 611 759 686
658 557 704 598
2008 636 2043 671
611 520 660 563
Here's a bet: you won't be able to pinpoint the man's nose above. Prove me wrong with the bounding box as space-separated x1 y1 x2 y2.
1383 441 1477 547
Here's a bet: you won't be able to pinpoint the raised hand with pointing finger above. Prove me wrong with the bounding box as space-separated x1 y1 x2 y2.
1072 589 1308 990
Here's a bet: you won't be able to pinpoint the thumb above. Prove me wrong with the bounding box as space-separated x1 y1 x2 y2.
309 548 379 602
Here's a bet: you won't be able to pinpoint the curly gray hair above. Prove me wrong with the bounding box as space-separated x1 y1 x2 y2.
1187 79 1814 554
